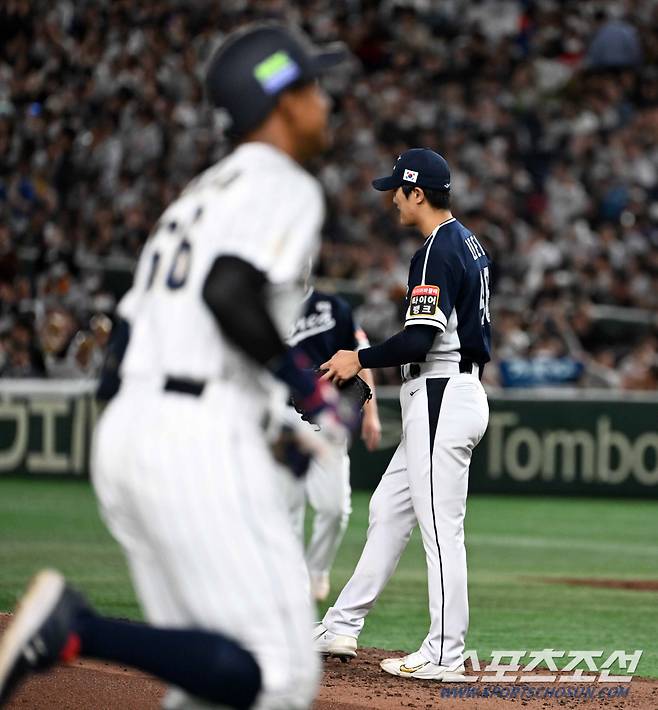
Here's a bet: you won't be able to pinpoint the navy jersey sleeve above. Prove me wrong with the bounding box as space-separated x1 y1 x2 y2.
404 237 464 331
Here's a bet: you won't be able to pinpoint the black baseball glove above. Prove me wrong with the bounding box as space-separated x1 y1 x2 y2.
269 424 313 477
332 371 373 410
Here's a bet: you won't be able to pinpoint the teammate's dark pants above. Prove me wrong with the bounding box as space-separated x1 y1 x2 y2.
75 612 261 709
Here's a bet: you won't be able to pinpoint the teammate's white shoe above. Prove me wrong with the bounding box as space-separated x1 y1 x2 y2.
380 650 466 681
313 624 357 660
0 569 88 705
310 573 330 602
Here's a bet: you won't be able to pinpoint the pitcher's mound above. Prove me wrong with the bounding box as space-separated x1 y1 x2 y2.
1 616 656 708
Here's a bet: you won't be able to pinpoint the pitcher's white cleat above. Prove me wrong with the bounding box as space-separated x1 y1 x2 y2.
380 651 466 681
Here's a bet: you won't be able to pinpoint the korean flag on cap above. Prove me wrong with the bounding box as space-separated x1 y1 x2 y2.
403 169 418 183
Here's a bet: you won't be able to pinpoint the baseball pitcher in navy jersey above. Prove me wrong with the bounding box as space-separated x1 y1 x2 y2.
314 149 491 681
284 287 381 601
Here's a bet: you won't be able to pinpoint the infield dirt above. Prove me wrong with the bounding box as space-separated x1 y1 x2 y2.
1 616 656 710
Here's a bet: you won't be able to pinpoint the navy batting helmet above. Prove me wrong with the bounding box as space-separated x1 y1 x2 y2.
205 23 348 135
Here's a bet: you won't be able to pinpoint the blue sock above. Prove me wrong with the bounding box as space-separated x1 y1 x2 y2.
74 612 261 709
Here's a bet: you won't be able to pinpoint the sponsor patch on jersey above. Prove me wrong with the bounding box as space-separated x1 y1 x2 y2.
408 284 439 317
403 169 418 183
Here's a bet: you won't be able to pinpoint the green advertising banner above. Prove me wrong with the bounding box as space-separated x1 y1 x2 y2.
470 396 658 495
349 389 658 497
1 382 657 497
0 381 98 478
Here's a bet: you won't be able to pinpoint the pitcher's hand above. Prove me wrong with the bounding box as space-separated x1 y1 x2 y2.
320 350 362 385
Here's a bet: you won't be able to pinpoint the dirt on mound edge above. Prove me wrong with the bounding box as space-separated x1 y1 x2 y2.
1 615 656 709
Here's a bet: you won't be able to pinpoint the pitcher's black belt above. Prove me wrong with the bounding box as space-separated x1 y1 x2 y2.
460 359 484 378
164 377 205 396
406 360 484 380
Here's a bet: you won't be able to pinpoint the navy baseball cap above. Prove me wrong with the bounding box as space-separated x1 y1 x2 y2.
205 23 348 135
372 148 451 192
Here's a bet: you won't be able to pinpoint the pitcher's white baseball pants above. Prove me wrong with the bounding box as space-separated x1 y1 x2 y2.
323 371 488 668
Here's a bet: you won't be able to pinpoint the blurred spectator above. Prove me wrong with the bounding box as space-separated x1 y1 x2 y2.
586 10 643 70
0 316 46 377
2 0 658 390
619 336 658 390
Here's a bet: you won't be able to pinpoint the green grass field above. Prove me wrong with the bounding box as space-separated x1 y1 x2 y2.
1 478 657 676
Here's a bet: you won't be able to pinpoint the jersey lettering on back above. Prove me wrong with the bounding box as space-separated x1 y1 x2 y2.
286 289 367 368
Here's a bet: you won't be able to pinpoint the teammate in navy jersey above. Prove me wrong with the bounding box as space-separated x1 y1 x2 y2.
314 149 491 681
285 287 381 601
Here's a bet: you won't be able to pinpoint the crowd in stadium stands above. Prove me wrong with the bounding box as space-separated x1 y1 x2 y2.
1 0 658 388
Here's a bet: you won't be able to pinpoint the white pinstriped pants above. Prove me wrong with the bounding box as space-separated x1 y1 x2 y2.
280 414 352 580
92 381 319 710
323 373 489 668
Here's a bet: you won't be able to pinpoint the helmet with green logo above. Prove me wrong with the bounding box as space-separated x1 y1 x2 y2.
205 23 347 136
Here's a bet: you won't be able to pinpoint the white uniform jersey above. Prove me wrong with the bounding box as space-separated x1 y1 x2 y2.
118 142 324 392
94 140 326 709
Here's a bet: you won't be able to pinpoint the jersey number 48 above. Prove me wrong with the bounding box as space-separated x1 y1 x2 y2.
479 266 491 325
